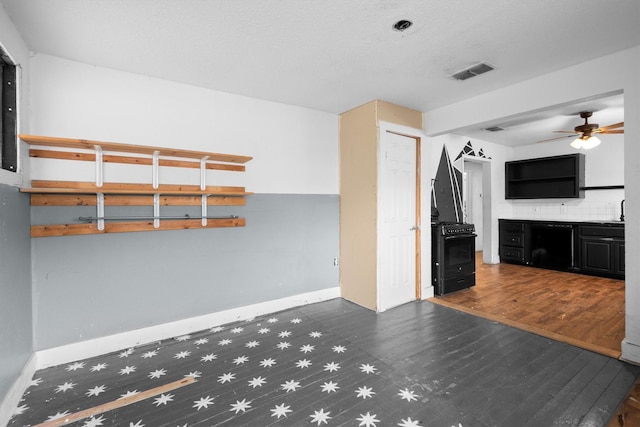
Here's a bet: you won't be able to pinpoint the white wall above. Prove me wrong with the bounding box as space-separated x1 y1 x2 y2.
26 54 342 352
29 54 338 195
424 45 640 364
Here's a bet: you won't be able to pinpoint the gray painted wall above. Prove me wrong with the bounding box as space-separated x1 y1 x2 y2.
31 194 339 350
0 184 33 402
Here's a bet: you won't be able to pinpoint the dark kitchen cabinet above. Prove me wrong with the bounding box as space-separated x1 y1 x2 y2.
499 220 529 265
499 219 625 279
579 225 625 279
505 154 585 199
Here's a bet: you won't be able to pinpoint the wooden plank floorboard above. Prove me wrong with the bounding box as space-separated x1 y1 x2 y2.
9 298 640 427
400 316 525 383
452 337 572 424
552 359 635 427
484 345 584 423
523 353 613 426
578 368 639 427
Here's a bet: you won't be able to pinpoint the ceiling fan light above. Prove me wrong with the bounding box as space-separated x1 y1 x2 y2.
582 135 601 149
570 138 584 149
570 135 601 150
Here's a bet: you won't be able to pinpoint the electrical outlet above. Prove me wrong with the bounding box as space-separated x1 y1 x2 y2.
333 257 339 266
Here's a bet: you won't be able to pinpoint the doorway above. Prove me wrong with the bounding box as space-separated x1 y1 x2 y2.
463 156 491 260
463 161 484 250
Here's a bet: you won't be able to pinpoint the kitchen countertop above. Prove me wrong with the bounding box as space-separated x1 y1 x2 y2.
500 218 624 226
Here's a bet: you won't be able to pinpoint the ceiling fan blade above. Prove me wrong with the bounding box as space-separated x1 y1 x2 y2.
599 122 624 131
597 129 624 134
552 130 578 134
537 134 578 143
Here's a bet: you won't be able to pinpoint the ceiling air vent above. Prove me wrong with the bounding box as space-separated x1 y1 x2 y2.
451 62 494 81
485 126 504 132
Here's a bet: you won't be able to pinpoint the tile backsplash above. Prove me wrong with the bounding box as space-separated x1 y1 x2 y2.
506 195 625 222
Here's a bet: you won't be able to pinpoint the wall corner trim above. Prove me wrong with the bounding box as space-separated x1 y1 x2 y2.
0 354 37 426
621 339 640 365
35 287 341 370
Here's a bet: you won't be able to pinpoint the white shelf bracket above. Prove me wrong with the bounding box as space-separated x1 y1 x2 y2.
200 156 209 190
153 194 160 228
94 145 104 188
97 193 105 231
152 150 160 189
201 195 208 226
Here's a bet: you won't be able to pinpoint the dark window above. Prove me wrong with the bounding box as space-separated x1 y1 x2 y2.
1 48 17 173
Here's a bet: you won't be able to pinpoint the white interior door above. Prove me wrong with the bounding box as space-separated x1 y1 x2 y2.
377 132 417 312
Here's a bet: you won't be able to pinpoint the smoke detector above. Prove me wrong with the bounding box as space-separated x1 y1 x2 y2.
393 20 413 32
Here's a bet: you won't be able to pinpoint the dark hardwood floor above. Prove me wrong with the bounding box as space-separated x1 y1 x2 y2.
9 298 640 426
430 251 640 426
431 252 625 358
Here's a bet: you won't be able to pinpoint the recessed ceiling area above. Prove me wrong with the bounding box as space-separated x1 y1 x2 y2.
453 92 625 147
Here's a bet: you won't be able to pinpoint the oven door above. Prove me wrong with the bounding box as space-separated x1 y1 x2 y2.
434 233 476 295
442 233 477 279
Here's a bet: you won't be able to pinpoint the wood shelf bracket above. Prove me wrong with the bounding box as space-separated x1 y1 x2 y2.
97 193 105 231
94 145 103 187
200 156 209 226
153 193 160 228
201 195 208 226
200 156 208 190
152 150 160 189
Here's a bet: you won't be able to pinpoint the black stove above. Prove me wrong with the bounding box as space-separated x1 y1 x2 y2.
431 222 477 295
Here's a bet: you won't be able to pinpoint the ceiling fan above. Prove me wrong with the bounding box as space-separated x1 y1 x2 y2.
539 111 624 149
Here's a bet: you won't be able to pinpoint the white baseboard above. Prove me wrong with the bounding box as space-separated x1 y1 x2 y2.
0 354 37 426
36 287 340 370
422 286 435 300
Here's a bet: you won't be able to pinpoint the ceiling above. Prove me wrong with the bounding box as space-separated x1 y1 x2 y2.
1 0 638 146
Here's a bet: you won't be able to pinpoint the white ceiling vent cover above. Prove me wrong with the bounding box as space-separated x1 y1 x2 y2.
451 62 495 81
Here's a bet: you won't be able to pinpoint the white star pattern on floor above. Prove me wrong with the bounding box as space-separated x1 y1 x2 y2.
8 311 465 426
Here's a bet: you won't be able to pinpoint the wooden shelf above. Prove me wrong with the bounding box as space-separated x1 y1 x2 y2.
21 181 252 196
29 194 246 207
26 180 248 191
22 188 252 196
21 134 252 237
31 218 246 238
29 148 246 172
20 134 252 164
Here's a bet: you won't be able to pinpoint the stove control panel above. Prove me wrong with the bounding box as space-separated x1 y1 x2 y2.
438 223 476 236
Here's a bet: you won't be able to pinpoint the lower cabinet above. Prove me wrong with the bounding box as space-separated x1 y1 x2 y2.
579 225 625 279
498 220 528 265
499 219 625 280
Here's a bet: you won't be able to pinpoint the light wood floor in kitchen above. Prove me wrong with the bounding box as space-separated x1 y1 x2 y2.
431 252 625 359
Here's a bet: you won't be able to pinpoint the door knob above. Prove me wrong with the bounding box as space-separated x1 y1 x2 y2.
410 225 419 231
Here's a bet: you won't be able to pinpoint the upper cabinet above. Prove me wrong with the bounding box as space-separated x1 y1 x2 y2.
505 153 585 199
